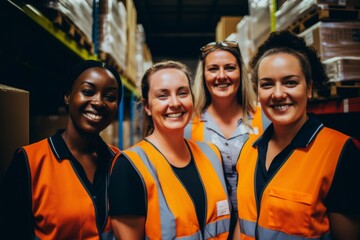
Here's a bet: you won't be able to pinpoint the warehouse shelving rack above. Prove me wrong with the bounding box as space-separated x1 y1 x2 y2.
0 0 140 148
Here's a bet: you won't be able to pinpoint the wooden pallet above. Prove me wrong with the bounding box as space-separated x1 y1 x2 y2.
42 8 94 54
288 5 360 34
314 80 360 98
98 51 125 73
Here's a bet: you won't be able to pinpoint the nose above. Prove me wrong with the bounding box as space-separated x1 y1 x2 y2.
169 95 181 108
91 94 105 108
218 68 226 79
272 84 286 99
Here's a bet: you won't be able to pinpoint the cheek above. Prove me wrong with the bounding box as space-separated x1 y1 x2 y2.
257 89 269 102
204 72 215 82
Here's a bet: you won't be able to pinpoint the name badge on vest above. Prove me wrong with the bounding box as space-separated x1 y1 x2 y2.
216 200 230 217
252 127 259 135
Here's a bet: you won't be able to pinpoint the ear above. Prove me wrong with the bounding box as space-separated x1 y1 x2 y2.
307 81 313 99
64 93 70 105
143 101 151 116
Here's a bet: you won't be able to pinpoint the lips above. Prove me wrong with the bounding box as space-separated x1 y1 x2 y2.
271 104 292 111
84 112 103 120
215 83 231 88
165 112 184 118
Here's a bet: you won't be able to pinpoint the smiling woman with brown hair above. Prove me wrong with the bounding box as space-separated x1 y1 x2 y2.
234 30 360 240
109 60 231 240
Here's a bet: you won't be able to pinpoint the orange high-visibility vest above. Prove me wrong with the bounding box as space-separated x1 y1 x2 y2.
24 138 118 240
236 127 350 240
122 139 231 239
186 105 266 141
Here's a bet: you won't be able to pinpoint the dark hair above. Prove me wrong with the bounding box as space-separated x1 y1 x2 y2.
65 59 123 103
250 30 328 89
140 60 192 137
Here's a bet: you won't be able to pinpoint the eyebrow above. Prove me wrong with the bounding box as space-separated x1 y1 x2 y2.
81 81 118 90
259 74 300 81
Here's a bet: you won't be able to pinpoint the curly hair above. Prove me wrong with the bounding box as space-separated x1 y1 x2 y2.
250 30 328 89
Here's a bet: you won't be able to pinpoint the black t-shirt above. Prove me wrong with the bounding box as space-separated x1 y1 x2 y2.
255 115 360 214
109 152 206 235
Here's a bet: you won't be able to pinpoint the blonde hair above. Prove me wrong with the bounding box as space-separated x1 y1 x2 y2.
192 45 257 128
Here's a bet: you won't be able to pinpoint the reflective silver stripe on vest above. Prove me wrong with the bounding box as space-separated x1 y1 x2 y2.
195 142 227 192
129 144 228 239
239 218 332 240
184 122 192 139
101 231 115 240
130 146 177 239
260 108 271 131
239 218 256 237
204 218 230 239
177 231 203 240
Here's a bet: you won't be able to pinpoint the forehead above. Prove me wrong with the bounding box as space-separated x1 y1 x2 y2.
73 67 116 84
259 53 302 71
205 49 237 64
149 68 189 89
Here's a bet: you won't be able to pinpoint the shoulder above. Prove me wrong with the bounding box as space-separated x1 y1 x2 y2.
317 127 351 148
107 144 121 154
22 138 49 151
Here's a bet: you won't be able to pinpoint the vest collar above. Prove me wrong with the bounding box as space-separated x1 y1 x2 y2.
254 114 324 148
47 129 115 162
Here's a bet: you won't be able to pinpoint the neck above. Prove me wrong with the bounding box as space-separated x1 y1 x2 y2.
148 129 190 167
208 99 242 122
271 115 308 146
62 127 99 154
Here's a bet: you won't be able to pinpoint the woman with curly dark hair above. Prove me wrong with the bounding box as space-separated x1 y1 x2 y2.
234 30 360 240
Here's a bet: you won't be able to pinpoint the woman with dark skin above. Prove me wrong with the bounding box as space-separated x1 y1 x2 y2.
0 60 122 239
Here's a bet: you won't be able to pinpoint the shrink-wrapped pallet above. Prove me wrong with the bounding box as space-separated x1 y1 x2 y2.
235 16 256 69
98 0 127 70
298 21 360 61
323 57 360 82
43 0 93 42
248 0 271 49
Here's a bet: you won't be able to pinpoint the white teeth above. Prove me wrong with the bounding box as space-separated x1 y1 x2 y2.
274 105 288 111
167 113 182 118
85 112 102 120
216 84 229 88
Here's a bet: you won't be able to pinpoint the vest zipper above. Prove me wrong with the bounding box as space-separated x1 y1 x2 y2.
254 148 295 240
69 160 102 239
194 160 207 239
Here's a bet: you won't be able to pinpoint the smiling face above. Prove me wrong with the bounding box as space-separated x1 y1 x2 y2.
65 67 119 135
204 49 241 103
257 53 312 128
144 68 193 134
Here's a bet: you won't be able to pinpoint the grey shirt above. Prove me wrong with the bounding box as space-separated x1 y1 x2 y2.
185 111 261 212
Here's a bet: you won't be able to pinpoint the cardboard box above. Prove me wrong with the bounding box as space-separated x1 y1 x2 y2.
216 16 242 41
100 120 119 147
0 85 29 181
30 115 68 143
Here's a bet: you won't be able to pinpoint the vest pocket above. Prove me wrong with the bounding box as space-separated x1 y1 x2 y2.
267 187 312 235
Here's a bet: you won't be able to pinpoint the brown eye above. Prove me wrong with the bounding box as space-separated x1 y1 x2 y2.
82 89 94 96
